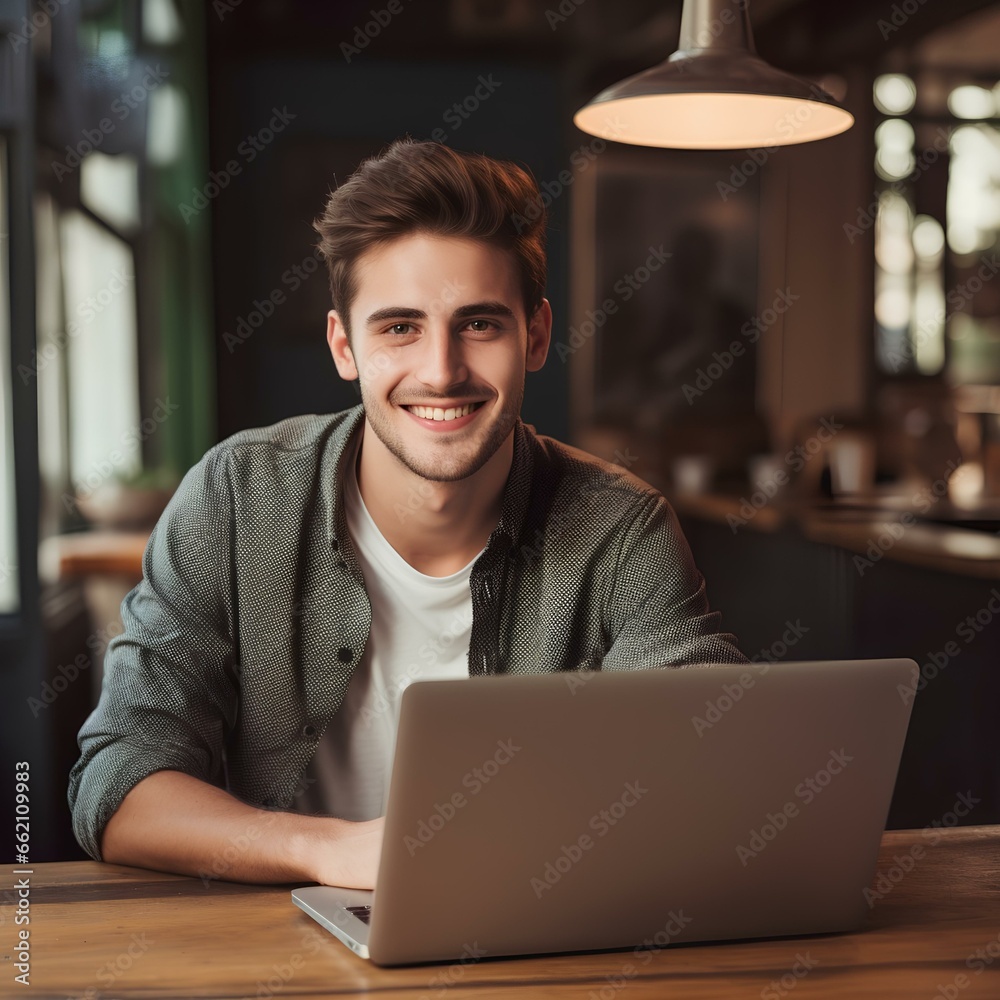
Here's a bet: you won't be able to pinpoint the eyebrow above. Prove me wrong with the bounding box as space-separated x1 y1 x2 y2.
364 301 517 326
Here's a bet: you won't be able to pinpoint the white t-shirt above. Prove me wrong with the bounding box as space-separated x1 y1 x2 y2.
293 430 484 820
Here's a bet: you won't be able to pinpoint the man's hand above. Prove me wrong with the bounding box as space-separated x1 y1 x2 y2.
306 815 385 890
101 770 385 888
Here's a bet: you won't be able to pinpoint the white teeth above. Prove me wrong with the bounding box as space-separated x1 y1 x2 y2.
405 402 481 421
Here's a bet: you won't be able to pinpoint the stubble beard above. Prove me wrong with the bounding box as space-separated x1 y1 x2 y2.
357 378 524 483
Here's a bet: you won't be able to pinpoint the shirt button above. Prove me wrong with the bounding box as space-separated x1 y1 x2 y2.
302 723 317 739
331 539 339 550
338 647 353 663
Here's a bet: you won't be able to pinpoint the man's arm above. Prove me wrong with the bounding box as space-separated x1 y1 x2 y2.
600 489 749 670
67 443 380 888
101 770 383 888
67 443 241 863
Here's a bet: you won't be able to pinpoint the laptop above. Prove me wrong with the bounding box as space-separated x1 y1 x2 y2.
292 657 916 966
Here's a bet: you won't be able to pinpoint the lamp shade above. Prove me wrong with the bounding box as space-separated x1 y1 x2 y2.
574 0 854 149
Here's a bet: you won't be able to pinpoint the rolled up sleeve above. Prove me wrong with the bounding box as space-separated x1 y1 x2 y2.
601 490 749 671
67 444 240 860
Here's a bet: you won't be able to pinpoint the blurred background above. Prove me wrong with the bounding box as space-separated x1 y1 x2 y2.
3 0 1000 860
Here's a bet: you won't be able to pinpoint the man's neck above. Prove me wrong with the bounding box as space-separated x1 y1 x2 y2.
353 420 513 577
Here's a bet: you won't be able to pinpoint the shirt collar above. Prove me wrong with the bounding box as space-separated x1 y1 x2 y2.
323 404 534 556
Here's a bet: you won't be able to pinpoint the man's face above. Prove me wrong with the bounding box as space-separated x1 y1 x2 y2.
327 232 551 482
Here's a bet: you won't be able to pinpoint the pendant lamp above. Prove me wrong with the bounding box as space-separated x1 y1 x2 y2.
574 0 854 149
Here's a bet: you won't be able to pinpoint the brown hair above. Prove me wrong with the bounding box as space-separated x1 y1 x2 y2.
312 137 547 342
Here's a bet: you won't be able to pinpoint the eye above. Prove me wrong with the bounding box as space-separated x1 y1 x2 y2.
465 319 498 333
386 323 414 336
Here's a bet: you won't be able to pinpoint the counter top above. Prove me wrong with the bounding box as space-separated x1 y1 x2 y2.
671 491 1000 579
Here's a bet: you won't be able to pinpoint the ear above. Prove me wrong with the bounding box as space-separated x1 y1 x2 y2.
327 309 359 381
526 298 552 373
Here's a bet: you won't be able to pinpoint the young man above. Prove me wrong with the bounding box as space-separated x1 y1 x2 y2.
68 138 747 891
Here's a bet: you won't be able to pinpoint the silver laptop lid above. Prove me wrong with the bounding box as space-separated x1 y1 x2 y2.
359 658 915 965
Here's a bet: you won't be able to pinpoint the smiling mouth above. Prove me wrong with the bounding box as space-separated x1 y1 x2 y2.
401 401 485 422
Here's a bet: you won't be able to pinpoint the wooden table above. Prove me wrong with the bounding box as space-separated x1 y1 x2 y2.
5 826 1000 998
38 529 149 581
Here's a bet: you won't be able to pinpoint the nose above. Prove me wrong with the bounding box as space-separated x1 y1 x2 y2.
413 322 470 393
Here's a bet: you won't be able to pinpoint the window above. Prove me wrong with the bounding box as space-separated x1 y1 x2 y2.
0 135 17 614
873 70 1000 384
34 0 215 540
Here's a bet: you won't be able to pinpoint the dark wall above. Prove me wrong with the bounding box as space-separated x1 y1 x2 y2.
681 514 1000 831
206 54 572 444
